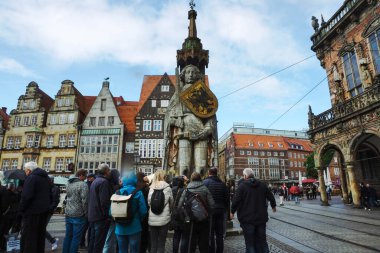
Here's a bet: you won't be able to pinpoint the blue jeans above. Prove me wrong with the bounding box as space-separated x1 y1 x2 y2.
116 232 141 253
103 221 117 253
62 216 86 253
241 223 269 253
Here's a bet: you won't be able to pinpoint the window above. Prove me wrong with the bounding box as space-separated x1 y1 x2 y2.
280 152 284 156
267 152 271 156
248 157 259 166
258 143 264 147
55 158 64 172
280 159 285 166
302 154 305 159
65 98 71 106
269 158 279 166
2 159 10 170
59 135 66 147
26 135 33 148
29 100 35 109
291 171 294 178
160 100 169 107
268 143 274 148
260 151 265 156
31 115 37 126
90 117 96 127
290 161 293 167
98 117 105 126
293 153 297 158
65 158 73 172
138 139 165 158
107 116 114 126
342 51 362 97
68 134 75 147
153 120 162 131
34 135 41 148
247 151 251 155
57 99 64 107
14 116 21 127
297 153 301 159
143 120 152 131
125 142 134 153
253 151 258 156
11 159 18 169
43 158 51 171
334 156 338 163
6 137 14 149
50 115 57 125
23 116 29 126
298 161 302 167
151 100 157 107
240 150 245 155
68 113 75 124
288 152 292 157
22 101 28 110
369 28 380 74
14 137 21 149
101 99 106 111
59 114 66 124
278 143 284 148
46 135 54 148
273 152 278 156
161 85 170 92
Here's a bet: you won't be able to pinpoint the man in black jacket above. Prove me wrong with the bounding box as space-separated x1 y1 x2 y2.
230 168 276 253
45 176 60 251
87 163 112 253
20 161 52 253
204 167 228 253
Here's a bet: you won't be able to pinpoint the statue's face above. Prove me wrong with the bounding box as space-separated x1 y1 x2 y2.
184 66 198 85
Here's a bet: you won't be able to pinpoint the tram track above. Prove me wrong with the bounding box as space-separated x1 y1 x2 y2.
268 216 380 253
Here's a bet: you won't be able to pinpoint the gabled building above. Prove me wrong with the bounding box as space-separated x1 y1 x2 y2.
76 80 124 174
1 82 54 170
134 74 176 175
283 137 313 180
40 80 94 175
0 107 10 159
308 0 380 205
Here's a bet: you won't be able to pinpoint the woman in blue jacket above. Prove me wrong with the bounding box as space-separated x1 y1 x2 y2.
115 172 148 253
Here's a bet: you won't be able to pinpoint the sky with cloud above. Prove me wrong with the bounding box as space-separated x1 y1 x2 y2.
0 0 343 136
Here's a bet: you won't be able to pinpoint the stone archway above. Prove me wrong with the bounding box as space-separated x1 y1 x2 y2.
316 143 347 205
349 131 380 201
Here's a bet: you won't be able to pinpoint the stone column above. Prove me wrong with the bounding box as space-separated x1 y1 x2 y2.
317 167 329 206
340 166 349 204
346 163 361 207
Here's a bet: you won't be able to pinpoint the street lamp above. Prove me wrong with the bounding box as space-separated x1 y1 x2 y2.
134 153 140 173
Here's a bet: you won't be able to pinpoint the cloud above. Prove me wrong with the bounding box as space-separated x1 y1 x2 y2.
0 57 36 77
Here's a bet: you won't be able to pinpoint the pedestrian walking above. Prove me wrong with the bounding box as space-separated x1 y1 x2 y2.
365 183 377 211
148 169 173 253
279 184 285 206
289 184 300 204
19 161 52 253
46 175 60 251
88 163 113 253
204 167 228 253
230 168 276 253
103 169 121 253
62 169 89 253
114 171 148 253
178 172 215 253
171 176 186 253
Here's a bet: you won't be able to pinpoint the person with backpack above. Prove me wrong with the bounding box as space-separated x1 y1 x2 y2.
178 172 215 253
230 168 276 253
113 171 147 253
148 169 173 253
203 167 228 253
171 176 186 253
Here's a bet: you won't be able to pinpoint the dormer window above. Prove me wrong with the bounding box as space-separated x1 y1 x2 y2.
101 99 106 111
258 142 264 147
161 85 170 92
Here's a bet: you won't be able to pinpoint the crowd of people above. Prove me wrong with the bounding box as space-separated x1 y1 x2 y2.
0 162 277 253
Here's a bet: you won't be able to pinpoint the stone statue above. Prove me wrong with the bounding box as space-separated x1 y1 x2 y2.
334 80 345 104
360 62 373 89
311 16 319 32
332 64 341 82
164 65 217 176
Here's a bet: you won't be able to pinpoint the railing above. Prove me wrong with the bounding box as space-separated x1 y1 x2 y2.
311 0 361 46
309 82 380 130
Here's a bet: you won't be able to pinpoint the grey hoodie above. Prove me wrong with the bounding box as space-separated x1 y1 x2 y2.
65 177 88 217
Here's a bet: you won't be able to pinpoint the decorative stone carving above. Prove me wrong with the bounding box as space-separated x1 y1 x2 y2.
359 62 373 89
311 16 319 32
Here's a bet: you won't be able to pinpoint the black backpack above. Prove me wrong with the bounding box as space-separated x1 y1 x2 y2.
183 189 209 222
150 188 166 215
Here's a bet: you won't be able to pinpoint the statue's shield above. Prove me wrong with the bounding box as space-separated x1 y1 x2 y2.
180 80 218 118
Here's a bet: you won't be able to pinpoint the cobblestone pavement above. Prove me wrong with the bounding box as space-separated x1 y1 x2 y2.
43 196 380 253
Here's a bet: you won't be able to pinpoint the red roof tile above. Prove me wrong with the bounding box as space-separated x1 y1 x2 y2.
232 133 288 150
117 101 139 133
0 107 10 129
283 137 313 152
82 96 97 114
